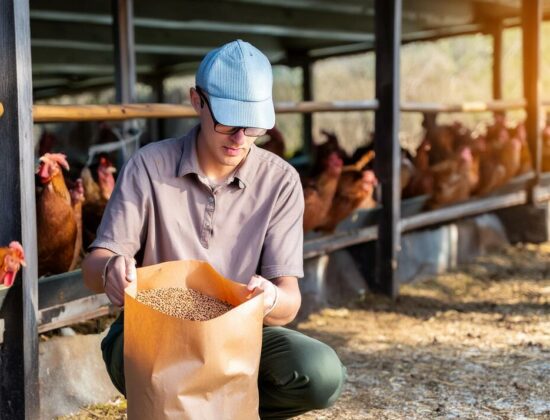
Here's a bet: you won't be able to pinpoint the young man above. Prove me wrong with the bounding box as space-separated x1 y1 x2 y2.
82 39 345 419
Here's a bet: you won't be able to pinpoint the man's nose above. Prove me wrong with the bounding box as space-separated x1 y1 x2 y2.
229 129 247 145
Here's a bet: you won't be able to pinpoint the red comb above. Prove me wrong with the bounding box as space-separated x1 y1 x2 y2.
40 153 70 171
8 241 26 265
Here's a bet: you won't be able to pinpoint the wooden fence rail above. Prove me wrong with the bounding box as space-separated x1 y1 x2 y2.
20 98 529 123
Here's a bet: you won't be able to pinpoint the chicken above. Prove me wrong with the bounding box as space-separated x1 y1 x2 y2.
402 139 434 198
81 154 117 248
318 151 377 232
36 153 82 276
259 126 286 158
0 241 26 287
474 117 522 196
499 136 522 180
311 130 348 177
475 158 507 196
427 148 474 209
422 112 456 165
303 152 343 233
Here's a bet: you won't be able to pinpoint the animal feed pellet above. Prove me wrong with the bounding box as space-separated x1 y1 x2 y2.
136 287 233 321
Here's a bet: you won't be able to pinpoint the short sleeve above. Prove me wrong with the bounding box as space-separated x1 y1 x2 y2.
260 175 304 279
90 153 150 257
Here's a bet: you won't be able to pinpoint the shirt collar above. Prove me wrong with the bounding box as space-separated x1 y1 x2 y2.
232 143 258 189
177 124 258 189
177 124 202 178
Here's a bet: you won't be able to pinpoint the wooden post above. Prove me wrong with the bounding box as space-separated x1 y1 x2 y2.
492 20 503 101
302 63 314 157
112 0 138 161
522 0 542 176
112 0 136 104
0 0 40 417
374 0 402 298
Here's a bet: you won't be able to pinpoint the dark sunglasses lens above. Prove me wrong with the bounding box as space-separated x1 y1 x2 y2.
215 125 240 135
244 128 267 137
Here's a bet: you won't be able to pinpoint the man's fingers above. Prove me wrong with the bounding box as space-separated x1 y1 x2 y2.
106 284 124 307
104 255 134 307
125 257 137 282
247 275 262 291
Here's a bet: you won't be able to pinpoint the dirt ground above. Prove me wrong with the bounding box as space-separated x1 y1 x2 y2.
59 242 550 420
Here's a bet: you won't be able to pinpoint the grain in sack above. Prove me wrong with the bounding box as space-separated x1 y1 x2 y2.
124 260 264 420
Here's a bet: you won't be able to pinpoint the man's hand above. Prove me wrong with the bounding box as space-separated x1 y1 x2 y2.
247 274 278 316
103 255 137 307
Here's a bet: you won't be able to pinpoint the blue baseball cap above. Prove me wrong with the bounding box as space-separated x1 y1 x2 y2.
196 39 275 130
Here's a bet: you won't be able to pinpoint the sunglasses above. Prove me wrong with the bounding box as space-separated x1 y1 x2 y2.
195 86 267 137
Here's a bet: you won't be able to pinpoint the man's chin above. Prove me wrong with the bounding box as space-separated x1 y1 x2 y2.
219 153 245 166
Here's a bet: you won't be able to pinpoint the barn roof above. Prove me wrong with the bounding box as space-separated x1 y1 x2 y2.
30 0 550 98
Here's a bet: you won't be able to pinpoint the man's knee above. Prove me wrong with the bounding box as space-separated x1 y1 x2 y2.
296 342 346 409
265 328 346 410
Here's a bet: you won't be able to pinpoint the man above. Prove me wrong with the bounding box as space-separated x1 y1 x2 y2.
82 39 345 419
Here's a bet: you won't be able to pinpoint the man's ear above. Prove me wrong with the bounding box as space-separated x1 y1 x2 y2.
190 87 202 113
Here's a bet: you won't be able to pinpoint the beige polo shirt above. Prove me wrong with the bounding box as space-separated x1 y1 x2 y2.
91 125 304 284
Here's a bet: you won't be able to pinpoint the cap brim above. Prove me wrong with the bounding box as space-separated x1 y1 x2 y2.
208 94 275 130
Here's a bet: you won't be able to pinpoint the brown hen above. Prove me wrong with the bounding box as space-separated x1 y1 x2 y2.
427 148 474 209
303 152 343 233
318 151 377 233
36 153 82 276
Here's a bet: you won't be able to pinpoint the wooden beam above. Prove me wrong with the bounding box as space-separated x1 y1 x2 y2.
522 0 542 175
32 101 382 122
276 100 379 113
33 103 197 122
38 295 114 334
304 226 378 260
400 191 529 232
31 98 531 123
303 187 532 260
401 99 525 113
492 20 504 100
374 0 402 298
0 0 39 417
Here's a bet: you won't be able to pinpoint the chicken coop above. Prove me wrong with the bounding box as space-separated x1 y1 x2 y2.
1 0 550 417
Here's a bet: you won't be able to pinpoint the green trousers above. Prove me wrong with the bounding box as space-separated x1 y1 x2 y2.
101 313 346 419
